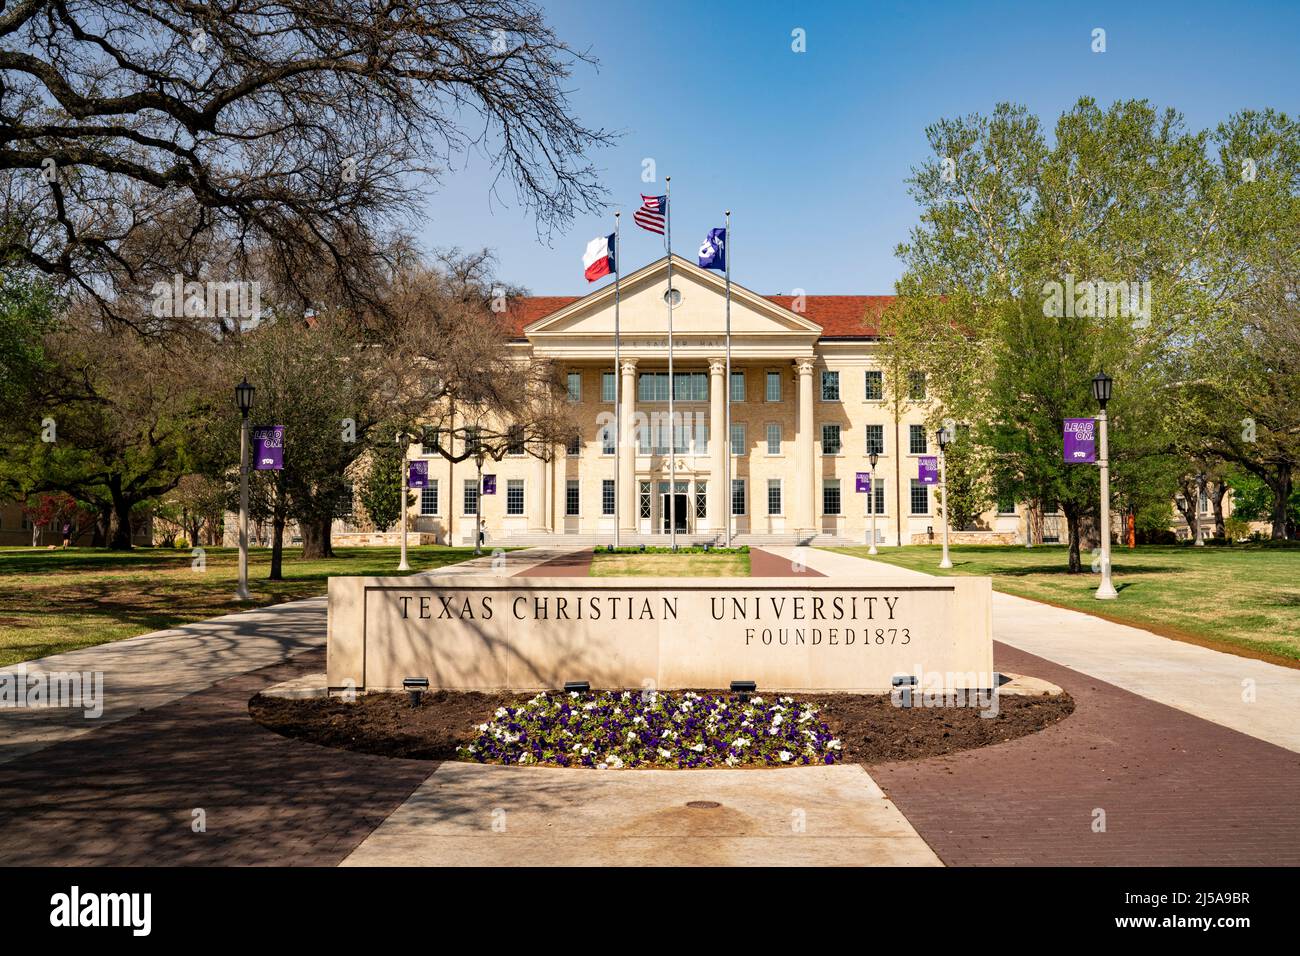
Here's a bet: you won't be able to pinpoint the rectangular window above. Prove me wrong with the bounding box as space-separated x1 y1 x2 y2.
868 477 886 515
602 479 615 516
765 370 782 403
767 479 783 516
822 423 841 455
908 371 927 401
996 486 1016 515
766 422 782 455
639 480 652 519
865 370 883 401
729 422 745 456
865 424 885 456
420 483 440 516
463 479 479 516
567 371 582 402
693 419 709 455
601 371 616 403
601 423 615 456
507 425 525 455
421 425 440 454
730 370 745 402
909 424 927 455
823 479 842 516
731 479 746 516
507 479 524 516
910 480 929 515
821 370 840 401
636 372 709 402
565 479 580 516
566 432 581 456
464 426 481 456
694 481 707 519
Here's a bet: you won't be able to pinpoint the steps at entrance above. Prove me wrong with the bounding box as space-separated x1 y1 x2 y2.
487 532 868 548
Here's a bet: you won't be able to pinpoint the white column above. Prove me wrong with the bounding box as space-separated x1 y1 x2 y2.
708 357 726 532
529 451 547 532
794 358 816 535
619 358 638 533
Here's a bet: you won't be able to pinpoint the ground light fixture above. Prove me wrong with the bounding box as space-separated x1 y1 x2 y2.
403 677 429 708
892 674 918 709
563 681 590 694
730 680 756 702
233 378 255 602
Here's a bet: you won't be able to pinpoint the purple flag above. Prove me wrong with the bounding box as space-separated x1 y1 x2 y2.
482 474 497 495
1063 418 1096 463
408 460 428 489
252 425 284 471
855 472 872 494
697 227 726 270
918 456 939 485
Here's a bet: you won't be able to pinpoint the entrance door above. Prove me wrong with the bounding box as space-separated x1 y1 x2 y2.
661 494 689 533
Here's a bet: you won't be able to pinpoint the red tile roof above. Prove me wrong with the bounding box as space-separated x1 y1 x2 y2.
503 294 891 339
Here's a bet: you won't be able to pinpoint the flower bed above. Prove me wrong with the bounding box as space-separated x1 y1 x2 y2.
457 690 841 769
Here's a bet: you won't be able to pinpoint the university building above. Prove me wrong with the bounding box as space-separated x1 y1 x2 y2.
397 255 1022 547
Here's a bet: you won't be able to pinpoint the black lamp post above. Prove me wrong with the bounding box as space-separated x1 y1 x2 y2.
935 426 952 569
234 378 255 601
868 450 880 554
1092 370 1118 599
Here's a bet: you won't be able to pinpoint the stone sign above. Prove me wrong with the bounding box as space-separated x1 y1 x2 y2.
327 575 994 694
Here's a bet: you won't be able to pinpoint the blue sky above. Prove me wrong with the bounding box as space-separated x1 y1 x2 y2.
417 0 1299 295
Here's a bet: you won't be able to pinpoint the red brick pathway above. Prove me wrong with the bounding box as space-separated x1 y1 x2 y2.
514 549 594 576
749 548 826 577
0 648 435 866
872 641 1300 866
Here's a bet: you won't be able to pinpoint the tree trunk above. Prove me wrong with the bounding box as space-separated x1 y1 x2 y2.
1269 465 1293 540
300 515 334 559
92 506 110 547
1065 507 1082 573
1175 479 1199 542
270 513 286 579
109 483 134 550
1210 481 1228 538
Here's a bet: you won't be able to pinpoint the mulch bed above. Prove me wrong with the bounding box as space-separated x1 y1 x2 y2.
250 688 1074 766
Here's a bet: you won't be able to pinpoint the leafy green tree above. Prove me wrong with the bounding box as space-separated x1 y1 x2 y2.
358 442 410 533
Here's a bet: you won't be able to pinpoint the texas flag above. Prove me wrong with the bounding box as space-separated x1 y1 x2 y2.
582 233 616 282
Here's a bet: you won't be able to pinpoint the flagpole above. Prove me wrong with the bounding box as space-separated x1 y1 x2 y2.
665 177 675 550
724 209 732 548
613 212 621 551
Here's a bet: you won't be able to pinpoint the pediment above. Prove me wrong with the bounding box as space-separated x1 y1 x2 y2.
524 255 822 340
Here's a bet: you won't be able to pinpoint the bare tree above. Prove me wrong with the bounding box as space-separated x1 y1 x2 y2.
1 0 611 329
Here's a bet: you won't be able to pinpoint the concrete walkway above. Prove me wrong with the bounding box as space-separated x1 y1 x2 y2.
766 546 1300 754
0 547 574 766
340 761 940 867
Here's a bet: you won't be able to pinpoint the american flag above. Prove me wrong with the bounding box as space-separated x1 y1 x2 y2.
633 194 667 234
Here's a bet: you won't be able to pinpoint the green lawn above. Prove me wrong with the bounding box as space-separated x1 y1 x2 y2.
0 545 483 666
830 543 1300 663
589 552 751 577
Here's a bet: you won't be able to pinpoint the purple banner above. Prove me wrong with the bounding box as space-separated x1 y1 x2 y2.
918 456 938 485
1063 418 1096 463
252 425 283 471
855 472 872 494
482 474 497 495
408 460 428 489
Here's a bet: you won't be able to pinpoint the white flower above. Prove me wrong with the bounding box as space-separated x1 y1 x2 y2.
751 696 764 705
477 723 489 732
779 751 793 762
725 754 739 766
772 713 784 726
691 743 705 752
828 739 842 751
626 731 638 743
494 707 508 718
657 748 672 758
733 737 751 748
